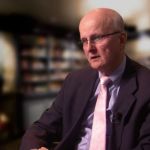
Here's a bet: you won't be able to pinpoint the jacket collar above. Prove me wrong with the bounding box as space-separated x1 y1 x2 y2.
110 57 138 149
113 57 138 115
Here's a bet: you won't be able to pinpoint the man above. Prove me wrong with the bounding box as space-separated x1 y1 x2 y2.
20 8 150 150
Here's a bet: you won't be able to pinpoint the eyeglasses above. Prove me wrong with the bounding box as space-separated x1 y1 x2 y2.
80 31 122 47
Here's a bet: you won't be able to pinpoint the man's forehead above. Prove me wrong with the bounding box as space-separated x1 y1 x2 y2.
80 8 118 22
79 15 114 34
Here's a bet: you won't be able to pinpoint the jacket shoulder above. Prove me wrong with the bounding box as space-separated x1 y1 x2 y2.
63 67 98 88
67 67 97 80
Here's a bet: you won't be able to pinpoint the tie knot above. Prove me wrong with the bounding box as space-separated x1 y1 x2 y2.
100 76 111 86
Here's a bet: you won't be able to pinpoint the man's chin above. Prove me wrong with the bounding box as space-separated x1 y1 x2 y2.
90 63 102 70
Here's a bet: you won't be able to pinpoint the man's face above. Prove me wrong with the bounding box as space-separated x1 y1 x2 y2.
79 17 126 74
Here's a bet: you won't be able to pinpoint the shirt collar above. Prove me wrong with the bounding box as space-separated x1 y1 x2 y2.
99 56 126 84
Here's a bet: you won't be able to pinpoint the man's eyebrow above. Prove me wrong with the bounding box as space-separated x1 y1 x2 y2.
81 34 99 39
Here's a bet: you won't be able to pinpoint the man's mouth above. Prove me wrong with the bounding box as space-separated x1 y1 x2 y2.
90 55 100 60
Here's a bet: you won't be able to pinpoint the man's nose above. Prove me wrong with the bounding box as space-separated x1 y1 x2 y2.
86 40 96 51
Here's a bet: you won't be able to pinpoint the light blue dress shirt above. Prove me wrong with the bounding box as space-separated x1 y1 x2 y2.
77 57 126 150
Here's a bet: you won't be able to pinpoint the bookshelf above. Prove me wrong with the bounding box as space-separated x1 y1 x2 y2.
17 31 87 99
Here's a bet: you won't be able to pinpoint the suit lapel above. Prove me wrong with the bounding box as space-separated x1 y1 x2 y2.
71 68 98 126
113 57 138 118
113 74 137 122
111 57 138 149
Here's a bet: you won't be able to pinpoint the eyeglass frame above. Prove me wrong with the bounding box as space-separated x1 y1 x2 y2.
80 31 123 47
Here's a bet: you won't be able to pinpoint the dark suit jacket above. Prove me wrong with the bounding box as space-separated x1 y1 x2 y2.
20 57 150 150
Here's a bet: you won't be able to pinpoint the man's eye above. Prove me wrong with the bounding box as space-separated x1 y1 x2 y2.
92 35 102 42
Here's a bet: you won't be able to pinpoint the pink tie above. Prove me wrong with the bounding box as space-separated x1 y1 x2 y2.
89 77 110 150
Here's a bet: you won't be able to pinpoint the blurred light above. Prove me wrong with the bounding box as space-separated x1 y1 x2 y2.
0 33 17 93
81 0 143 17
136 14 150 30
0 113 9 124
136 34 150 53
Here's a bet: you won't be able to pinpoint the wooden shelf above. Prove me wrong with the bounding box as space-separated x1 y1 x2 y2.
17 25 87 100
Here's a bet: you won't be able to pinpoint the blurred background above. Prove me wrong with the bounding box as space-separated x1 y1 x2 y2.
0 0 150 149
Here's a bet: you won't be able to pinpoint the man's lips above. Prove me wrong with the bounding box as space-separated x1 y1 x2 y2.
90 55 100 60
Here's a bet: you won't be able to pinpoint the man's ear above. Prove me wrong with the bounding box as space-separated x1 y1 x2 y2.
120 32 127 43
120 32 127 49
